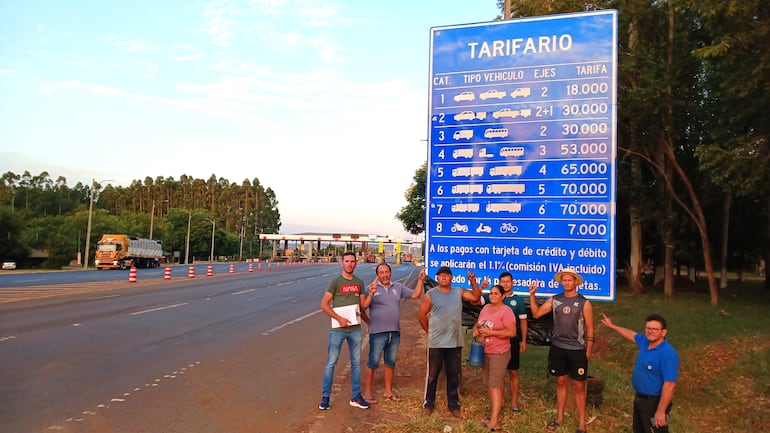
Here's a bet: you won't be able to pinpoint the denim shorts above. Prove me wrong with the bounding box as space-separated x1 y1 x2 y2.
367 331 400 369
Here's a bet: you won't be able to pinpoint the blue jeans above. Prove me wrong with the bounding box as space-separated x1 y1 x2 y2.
367 331 400 369
321 329 362 399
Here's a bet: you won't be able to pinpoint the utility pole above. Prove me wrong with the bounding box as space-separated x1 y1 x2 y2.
83 180 95 269
185 211 192 265
149 201 156 239
206 217 216 263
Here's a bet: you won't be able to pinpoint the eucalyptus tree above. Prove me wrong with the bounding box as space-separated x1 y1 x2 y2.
0 171 21 210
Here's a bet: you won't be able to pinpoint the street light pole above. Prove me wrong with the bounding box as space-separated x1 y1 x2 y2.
239 225 244 261
184 211 192 265
83 179 96 269
149 201 156 239
207 218 216 263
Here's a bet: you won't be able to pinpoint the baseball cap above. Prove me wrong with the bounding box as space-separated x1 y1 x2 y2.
436 266 452 276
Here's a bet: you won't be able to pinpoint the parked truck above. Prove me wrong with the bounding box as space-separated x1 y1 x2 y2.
94 234 164 269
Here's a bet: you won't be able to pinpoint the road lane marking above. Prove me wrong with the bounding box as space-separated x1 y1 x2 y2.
129 302 188 315
261 310 322 335
232 288 256 295
0 335 16 342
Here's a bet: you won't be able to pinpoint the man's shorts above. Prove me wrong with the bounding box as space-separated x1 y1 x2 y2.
506 337 521 371
547 345 588 380
367 331 400 369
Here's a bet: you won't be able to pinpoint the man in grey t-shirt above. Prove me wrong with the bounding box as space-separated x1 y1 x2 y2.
360 263 425 403
417 266 482 417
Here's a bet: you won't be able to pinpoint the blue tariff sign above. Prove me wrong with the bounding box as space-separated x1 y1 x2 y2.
426 10 618 301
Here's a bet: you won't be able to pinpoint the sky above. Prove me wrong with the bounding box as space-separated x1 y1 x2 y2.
0 0 501 241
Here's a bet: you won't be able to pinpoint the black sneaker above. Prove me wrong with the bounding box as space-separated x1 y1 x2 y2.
349 394 370 409
319 396 330 410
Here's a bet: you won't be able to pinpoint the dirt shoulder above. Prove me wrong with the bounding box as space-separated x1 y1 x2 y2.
301 298 432 433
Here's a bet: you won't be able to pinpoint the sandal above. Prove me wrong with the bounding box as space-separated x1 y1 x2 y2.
363 396 378 404
547 421 560 431
383 393 402 402
483 418 500 431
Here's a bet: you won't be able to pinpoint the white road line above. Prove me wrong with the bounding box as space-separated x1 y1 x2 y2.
232 288 256 295
0 335 16 342
261 310 322 335
130 302 188 315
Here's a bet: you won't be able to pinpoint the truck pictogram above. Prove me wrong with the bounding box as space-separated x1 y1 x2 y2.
486 184 526 194
453 130 474 140
451 203 480 213
452 184 484 194
486 202 523 213
489 165 523 176
452 166 484 177
452 148 474 159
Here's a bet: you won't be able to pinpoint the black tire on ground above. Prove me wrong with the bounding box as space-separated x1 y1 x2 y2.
587 375 604 394
587 393 604 406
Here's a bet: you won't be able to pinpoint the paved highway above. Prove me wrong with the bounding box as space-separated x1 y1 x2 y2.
0 261 422 433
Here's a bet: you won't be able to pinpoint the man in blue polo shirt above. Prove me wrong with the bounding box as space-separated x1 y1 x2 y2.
601 313 679 432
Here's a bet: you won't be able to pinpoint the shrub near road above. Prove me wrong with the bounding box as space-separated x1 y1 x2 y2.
309 280 770 433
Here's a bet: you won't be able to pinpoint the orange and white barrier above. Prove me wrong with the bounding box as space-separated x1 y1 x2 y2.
229 263 235 273
188 265 195 278
129 266 137 283
164 266 171 280
207 265 213 277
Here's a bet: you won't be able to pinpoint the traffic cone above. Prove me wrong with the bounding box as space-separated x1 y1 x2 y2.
229 263 235 273
188 265 195 278
164 266 171 280
207 265 213 277
257 263 262 272
128 266 137 283
267 262 271 271
248 263 253 272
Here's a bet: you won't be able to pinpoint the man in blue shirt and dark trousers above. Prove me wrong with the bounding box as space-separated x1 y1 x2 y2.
601 313 680 432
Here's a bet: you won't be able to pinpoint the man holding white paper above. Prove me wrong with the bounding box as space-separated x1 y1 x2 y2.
318 251 369 411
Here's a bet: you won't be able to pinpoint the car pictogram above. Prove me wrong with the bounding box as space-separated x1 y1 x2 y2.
510 87 531 98
454 111 476 121
479 89 506 100
454 91 475 102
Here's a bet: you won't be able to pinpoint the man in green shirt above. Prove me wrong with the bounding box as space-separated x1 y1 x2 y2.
318 251 369 410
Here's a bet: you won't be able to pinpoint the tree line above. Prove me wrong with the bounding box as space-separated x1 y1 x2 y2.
0 171 282 268
397 0 770 304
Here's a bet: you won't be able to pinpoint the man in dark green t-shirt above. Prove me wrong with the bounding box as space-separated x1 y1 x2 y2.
318 251 369 410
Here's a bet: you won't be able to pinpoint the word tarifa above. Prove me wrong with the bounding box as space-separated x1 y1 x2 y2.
467 34 573 59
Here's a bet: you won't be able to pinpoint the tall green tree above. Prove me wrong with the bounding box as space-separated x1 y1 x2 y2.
396 163 426 236
688 0 770 290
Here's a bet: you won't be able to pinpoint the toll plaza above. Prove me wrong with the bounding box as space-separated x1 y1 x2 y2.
257 233 419 264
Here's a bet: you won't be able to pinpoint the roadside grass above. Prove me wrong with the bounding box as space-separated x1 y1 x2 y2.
370 279 770 433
